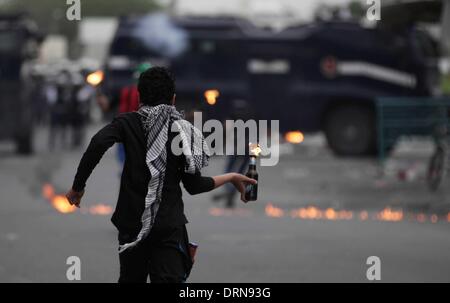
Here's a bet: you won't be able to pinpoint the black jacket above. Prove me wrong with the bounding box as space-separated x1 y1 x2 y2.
72 112 214 236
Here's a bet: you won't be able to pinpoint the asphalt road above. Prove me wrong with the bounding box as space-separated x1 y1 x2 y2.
1 124 450 282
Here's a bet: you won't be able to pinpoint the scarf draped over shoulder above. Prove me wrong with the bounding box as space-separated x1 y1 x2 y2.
118 104 209 253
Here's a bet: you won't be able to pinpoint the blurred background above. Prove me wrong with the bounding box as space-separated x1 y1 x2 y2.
1 0 450 282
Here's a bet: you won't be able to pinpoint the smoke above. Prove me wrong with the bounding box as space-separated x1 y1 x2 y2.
131 13 188 58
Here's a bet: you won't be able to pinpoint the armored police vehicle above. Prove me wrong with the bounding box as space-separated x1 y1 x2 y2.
103 1 444 155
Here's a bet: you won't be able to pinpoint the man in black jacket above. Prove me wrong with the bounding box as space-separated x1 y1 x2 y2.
66 67 256 283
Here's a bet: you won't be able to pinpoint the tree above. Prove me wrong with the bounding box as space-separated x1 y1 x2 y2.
348 0 366 20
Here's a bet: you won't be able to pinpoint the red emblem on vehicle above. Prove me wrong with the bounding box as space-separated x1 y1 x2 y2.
321 56 337 78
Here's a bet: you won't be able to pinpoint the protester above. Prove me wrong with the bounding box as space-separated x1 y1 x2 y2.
66 67 257 283
213 100 252 208
48 71 71 151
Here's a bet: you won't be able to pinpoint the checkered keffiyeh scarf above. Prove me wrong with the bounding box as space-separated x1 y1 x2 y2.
118 104 210 253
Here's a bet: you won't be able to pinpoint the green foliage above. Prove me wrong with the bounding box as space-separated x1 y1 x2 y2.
348 0 366 19
442 74 450 95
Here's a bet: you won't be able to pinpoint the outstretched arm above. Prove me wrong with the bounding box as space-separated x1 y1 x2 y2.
212 173 257 203
66 118 123 207
182 171 256 203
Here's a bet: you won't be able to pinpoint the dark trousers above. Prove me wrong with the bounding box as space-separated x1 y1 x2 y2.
118 225 193 283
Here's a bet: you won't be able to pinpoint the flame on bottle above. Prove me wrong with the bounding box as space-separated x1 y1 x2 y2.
249 143 262 157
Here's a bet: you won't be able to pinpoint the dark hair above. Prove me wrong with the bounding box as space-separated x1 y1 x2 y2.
137 66 175 106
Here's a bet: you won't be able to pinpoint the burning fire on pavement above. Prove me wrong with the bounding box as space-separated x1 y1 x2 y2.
42 183 113 216
44 183 449 223
210 203 450 224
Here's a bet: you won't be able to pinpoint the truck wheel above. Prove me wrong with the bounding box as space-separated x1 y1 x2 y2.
325 106 375 156
16 133 33 155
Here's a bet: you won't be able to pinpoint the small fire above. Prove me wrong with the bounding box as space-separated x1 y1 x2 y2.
375 207 403 222
86 70 104 86
249 143 262 157
323 208 335 220
291 206 321 219
209 207 226 217
338 210 354 220
43 183 77 214
359 211 369 221
51 195 77 214
285 131 304 144
204 89 219 105
88 204 113 216
42 183 55 200
290 206 353 220
209 202 449 225
416 213 427 223
42 183 112 216
208 207 252 217
431 214 438 224
265 203 284 218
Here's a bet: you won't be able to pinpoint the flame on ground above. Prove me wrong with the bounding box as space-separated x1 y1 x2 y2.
209 207 252 217
210 202 450 224
42 183 77 214
431 214 438 224
376 207 403 222
359 211 369 221
289 206 353 220
51 195 77 214
265 203 284 218
42 183 55 200
87 204 113 216
42 183 112 216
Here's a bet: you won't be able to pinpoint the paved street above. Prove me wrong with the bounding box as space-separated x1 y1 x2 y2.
1 123 450 282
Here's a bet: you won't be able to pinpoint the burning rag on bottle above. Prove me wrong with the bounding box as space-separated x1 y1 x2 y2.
118 104 209 253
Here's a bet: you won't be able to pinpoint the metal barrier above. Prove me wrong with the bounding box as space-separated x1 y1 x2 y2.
376 97 450 164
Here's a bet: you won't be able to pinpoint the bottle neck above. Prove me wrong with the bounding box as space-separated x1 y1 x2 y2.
249 156 257 167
